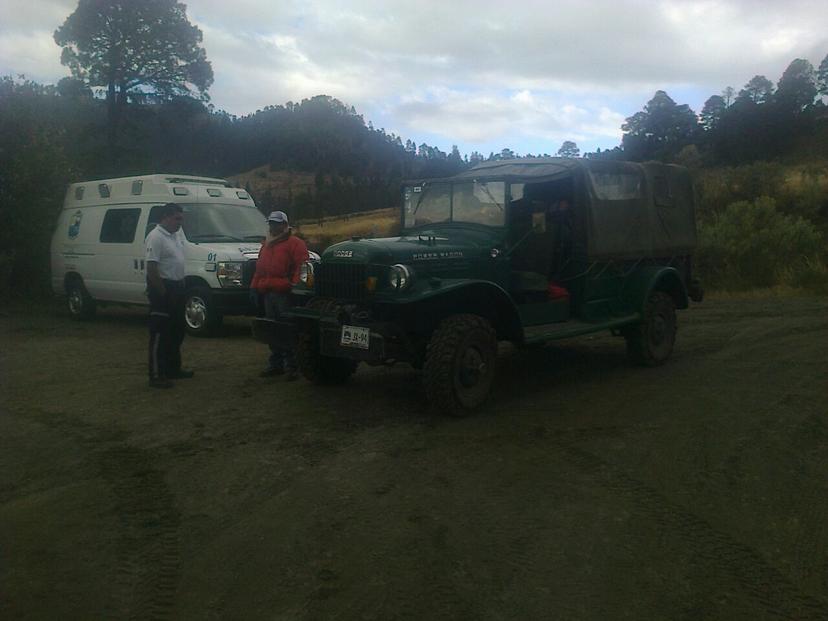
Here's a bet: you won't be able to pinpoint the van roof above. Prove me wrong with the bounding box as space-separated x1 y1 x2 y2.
71 173 231 187
63 174 253 209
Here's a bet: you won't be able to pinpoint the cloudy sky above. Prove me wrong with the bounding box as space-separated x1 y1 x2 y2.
2 0 827 156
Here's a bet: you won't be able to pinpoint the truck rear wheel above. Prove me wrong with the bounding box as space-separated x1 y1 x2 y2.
424 314 496 416
625 291 676 366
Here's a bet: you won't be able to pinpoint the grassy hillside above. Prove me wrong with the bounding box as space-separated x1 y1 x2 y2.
294 207 400 252
228 165 317 209
693 160 828 292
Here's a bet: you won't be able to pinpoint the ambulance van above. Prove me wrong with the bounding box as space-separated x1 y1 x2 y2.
51 174 267 335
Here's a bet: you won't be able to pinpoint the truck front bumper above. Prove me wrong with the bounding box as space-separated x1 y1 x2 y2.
251 314 406 365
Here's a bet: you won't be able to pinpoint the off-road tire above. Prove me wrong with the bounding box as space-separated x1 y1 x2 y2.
625 291 677 366
184 287 223 337
423 314 497 416
296 298 358 384
67 278 96 320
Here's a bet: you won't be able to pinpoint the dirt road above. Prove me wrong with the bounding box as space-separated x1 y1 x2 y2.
2 295 827 620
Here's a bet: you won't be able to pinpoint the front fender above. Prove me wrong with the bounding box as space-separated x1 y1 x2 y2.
622 265 689 312
386 279 523 342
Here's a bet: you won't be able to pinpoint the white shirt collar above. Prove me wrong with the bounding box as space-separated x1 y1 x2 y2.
156 224 176 237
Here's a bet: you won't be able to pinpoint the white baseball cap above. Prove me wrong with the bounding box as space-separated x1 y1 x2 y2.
267 210 288 224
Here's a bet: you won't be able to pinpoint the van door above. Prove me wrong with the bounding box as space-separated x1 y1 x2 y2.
95 206 146 303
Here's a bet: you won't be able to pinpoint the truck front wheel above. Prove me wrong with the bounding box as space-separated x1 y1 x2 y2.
625 291 676 366
424 314 497 416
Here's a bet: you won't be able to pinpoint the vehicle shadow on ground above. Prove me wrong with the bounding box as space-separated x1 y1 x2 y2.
217 319 257 339
489 341 631 410
51 306 255 336
299 338 634 425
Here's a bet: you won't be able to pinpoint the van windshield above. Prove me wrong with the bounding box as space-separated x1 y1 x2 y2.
179 203 266 243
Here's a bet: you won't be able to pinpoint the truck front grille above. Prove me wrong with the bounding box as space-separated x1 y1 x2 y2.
315 263 368 300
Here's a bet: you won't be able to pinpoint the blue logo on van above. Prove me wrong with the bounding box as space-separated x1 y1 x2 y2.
68 210 82 239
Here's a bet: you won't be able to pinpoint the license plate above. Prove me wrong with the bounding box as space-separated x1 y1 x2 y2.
340 325 370 349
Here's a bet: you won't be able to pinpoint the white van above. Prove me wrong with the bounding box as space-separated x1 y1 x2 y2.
51 174 269 335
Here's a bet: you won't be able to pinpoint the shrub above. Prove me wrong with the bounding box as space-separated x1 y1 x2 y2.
695 162 787 219
776 168 828 222
0 130 75 297
697 196 825 290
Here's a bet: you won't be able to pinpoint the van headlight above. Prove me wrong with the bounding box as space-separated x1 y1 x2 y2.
217 261 244 288
299 261 315 287
389 264 413 290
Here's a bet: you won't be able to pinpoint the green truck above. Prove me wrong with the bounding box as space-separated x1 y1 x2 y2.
253 158 703 415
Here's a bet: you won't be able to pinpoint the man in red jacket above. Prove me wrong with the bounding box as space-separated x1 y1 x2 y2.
252 210 309 380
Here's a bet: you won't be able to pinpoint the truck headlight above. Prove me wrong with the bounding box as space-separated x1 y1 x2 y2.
299 260 315 287
217 261 244 288
389 264 413 290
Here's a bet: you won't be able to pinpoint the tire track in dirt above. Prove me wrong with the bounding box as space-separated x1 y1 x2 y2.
96 444 181 620
34 411 181 620
779 406 828 594
688 322 828 600
294 481 473 620
348 429 634 620
551 431 828 620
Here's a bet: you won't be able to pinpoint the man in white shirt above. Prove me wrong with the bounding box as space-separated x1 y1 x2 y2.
145 203 193 388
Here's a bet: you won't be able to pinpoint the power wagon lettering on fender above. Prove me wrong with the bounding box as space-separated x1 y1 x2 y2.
412 251 464 261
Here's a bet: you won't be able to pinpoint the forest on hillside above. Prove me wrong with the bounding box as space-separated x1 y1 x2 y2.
2 0 828 295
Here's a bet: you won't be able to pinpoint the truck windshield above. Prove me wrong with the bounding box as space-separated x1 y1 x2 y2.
404 181 505 228
180 203 266 243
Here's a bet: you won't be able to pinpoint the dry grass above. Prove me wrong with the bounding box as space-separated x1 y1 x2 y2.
783 166 828 192
294 207 400 250
228 165 316 205
227 166 400 251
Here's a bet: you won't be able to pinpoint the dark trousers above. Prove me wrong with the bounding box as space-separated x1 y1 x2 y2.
148 280 186 379
264 291 296 372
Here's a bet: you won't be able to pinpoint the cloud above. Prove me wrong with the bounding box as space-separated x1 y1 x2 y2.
390 87 624 150
0 30 65 79
1 0 827 152
0 0 74 80
0 0 74 32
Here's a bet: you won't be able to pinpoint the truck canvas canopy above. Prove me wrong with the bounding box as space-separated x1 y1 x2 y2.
412 158 698 260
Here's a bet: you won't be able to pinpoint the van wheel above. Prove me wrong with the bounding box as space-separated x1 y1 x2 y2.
184 287 223 337
67 279 96 320
625 291 676 366
423 314 496 416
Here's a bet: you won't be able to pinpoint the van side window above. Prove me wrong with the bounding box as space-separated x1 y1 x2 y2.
145 205 165 238
100 208 141 243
